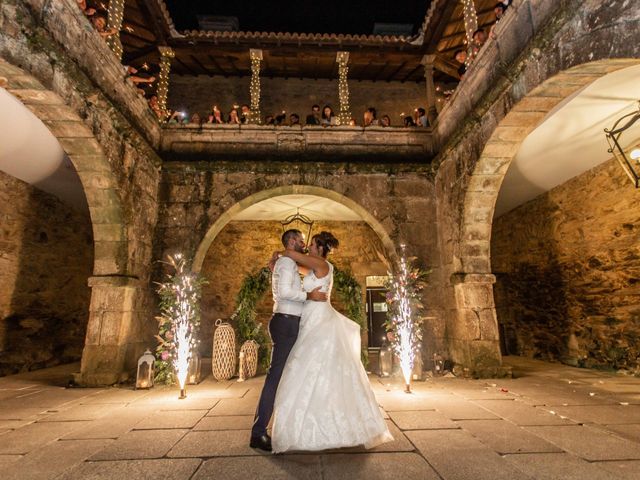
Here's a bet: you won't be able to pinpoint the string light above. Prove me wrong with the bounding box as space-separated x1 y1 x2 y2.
106 0 125 60
248 49 263 125
336 51 352 126
157 46 175 121
461 0 478 66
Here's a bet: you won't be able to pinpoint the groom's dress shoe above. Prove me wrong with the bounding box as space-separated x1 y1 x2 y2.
250 434 272 452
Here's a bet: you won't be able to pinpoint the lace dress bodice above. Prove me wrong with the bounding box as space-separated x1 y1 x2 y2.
302 262 333 302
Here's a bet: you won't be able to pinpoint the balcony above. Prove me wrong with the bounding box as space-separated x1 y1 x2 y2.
160 124 434 163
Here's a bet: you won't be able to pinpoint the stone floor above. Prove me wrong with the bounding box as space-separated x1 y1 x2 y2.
1 357 640 479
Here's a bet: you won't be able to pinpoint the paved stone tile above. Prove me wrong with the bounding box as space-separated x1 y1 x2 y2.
503 452 617 480
2 439 110 480
457 419 562 454
207 397 259 416
63 407 151 440
599 424 640 443
134 410 207 430
429 398 499 420
376 391 452 411
59 459 202 480
594 460 640 479
193 415 254 430
37 404 119 422
524 425 640 461
472 399 575 425
0 419 34 430
80 388 152 404
167 429 262 457
0 421 91 454
192 455 321 480
322 452 440 480
90 429 189 460
339 420 414 453
388 410 459 430
407 429 535 480
0 388 101 409
0 407 49 420
552 404 640 425
129 391 219 410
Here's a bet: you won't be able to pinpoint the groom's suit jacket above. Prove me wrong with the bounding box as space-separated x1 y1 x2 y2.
272 256 306 316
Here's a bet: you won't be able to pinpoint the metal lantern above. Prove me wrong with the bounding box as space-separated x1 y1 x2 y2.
412 351 424 381
135 349 155 389
378 340 393 377
212 319 236 381
187 351 202 385
281 208 314 244
432 353 444 376
605 101 640 188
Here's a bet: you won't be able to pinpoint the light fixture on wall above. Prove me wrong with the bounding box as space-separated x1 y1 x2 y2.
281 208 314 245
605 101 640 188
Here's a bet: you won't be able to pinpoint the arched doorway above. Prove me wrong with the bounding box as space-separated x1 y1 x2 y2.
192 187 396 358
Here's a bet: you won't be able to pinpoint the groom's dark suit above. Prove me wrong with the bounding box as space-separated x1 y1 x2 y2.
251 256 306 439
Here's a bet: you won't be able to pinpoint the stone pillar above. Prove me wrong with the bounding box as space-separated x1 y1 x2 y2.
76 275 140 386
105 0 125 60
421 54 438 126
461 0 479 63
249 49 263 124
157 46 175 119
336 51 352 126
450 273 504 377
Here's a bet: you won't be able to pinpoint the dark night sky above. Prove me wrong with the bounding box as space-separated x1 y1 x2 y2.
164 0 430 35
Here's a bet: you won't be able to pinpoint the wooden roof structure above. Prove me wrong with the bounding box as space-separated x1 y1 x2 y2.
120 0 501 83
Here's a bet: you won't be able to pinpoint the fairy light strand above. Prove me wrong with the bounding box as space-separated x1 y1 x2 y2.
106 0 125 60
249 49 263 125
461 0 478 65
157 46 175 121
336 51 352 126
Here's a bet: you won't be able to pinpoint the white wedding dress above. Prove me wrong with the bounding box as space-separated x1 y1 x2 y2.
272 262 393 453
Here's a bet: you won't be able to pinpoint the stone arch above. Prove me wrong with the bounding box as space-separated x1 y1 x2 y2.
459 59 640 276
192 184 398 273
0 58 135 385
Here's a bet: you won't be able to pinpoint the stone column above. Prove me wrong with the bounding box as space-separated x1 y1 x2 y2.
336 51 352 126
421 54 438 126
105 0 126 60
461 0 479 62
77 275 141 386
157 46 175 119
248 49 263 124
450 273 503 376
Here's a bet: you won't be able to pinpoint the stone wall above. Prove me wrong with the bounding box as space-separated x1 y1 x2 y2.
0 171 93 376
168 75 426 126
492 159 640 372
198 220 387 355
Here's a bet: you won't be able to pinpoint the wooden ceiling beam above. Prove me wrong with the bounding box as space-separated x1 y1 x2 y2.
174 56 199 76
190 55 215 76
123 45 159 64
385 60 408 82
423 0 458 54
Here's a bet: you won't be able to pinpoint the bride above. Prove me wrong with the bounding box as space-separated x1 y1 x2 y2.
271 231 393 453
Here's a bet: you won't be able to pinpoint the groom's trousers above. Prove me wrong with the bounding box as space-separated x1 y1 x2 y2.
251 312 300 438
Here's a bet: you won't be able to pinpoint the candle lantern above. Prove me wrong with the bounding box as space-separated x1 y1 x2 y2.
135 349 155 389
412 351 424 381
187 351 202 385
212 319 236 380
433 353 444 376
378 339 393 377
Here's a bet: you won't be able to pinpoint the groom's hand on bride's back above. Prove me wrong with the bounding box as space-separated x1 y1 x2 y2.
307 286 327 302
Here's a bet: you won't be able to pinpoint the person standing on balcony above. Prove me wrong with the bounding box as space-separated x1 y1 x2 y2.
363 107 379 127
240 104 251 124
321 105 337 126
305 105 321 125
228 107 241 125
415 107 429 127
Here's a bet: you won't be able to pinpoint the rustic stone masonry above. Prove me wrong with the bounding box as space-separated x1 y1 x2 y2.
492 159 640 372
0 171 93 376
433 0 640 375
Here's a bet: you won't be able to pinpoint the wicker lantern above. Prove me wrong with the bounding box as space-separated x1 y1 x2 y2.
135 349 155 389
238 340 259 381
212 319 236 380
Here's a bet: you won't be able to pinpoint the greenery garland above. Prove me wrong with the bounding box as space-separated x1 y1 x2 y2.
232 264 367 369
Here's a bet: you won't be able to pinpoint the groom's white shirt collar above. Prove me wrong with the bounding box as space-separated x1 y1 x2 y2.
272 256 306 316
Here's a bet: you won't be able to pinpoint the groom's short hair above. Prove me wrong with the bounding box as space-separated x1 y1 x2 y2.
282 229 302 247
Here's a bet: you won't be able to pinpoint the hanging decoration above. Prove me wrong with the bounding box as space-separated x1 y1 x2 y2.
248 49 263 124
212 319 237 380
461 0 479 65
105 0 125 60
157 46 175 120
153 254 206 398
385 246 428 393
336 51 352 126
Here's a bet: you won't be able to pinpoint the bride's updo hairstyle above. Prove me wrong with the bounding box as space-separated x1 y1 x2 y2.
311 231 339 258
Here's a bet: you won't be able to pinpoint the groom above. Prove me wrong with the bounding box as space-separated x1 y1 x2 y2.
249 229 327 452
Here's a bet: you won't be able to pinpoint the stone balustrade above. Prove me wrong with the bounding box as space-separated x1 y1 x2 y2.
160 124 434 162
